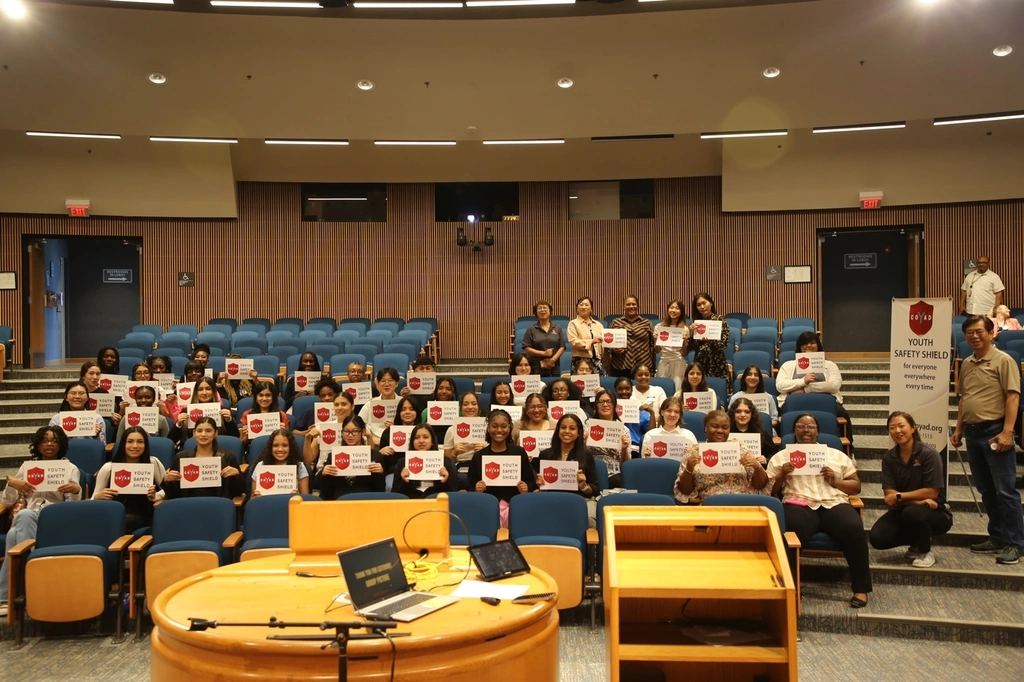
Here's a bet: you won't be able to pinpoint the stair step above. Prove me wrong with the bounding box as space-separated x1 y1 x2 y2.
857 481 1021 514
855 458 1024 487
0 389 66 402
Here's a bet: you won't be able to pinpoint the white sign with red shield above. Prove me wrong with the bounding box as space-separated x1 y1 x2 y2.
341 381 373 404
187 402 223 429
331 445 372 476
698 441 743 474
570 374 599 397
491 404 522 422
406 451 445 481
426 401 459 426
648 433 688 461
314 402 335 426
602 328 627 349
89 393 116 416
548 401 586 422
256 464 297 495
179 457 223 489
389 425 414 452
793 352 826 381
111 462 153 494
785 444 830 476
367 399 399 425
616 400 641 424
246 412 281 438
125 381 160 405
406 372 437 396
692 320 723 341
586 419 626 447
729 432 762 459
99 374 128 397
124 406 160 434
225 358 255 380
480 455 521 486
539 459 579 491
24 460 71 493
509 375 542 401
654 326 686 347
682 391 716 413
58 411 98 438
518 430 554 459
744 393 773 415
293 371 321 393
318 422 342 449
453 417 487 444
176 381 196 403
154 373 175 392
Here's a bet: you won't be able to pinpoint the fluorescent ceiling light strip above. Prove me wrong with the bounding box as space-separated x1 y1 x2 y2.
374 140 457 146
482 139 564 145
466 0 573 7
353 2 464 7
210 1 321 7
26 131 121 140
265 139 349 146
108 0 174 4
933 111 1024 126
812 122 906 134
307 197 368 201
150 136 238 144
699 130 788 139
591 134 674 141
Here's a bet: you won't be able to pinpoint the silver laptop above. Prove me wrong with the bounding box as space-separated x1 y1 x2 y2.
337 538 457 623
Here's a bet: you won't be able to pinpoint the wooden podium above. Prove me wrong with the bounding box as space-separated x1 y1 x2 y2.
603 506 797 682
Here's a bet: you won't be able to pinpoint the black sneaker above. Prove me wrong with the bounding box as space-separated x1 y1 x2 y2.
996 545 1021 565
970 539 1003 554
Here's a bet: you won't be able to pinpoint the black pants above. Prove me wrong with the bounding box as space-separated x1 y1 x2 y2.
869 505 953 554
608 369 633 379
785 503 872 594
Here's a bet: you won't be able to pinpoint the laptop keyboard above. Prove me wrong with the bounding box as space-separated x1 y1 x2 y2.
370 593 434 618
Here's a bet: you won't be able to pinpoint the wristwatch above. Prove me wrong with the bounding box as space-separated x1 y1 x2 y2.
896 493 902 502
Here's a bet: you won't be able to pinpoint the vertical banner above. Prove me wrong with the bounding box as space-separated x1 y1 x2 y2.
889 298 952 486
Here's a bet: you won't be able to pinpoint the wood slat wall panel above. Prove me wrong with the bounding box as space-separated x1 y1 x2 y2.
1 177 1021 364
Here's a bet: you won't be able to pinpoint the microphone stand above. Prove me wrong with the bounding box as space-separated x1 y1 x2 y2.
188 617 405 682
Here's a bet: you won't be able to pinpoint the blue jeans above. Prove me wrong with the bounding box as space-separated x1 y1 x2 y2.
0 509 40 602
966 421 1024 548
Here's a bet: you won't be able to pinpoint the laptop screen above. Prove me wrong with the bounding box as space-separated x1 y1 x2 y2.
338 538 410 609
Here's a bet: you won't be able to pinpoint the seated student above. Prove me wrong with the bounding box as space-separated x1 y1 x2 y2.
217 353 258 409
0 426 82 617
675 409 768 503
119 361 170 418
728 397 777 464
393 424 457 499
49 381 106 446
239 381 290 444
641 396 698 456
304 391 358 470
536 413 601 526
249 428 311 498
444 391 486 461
377 396 422 483
776 331 853 448
146 354 177 418
614 376 654 456
399 355 437 414
767 413 872 608
164 360 206 425
573 358 598 414
990 304 1022 337
292 378 340 437
282 351 323 410
729 365 779 427
417 375 458 445
515 393 554 451
489 380 515 413
868 411 952 568
93 426 166 533
316 416 385 500
342 360 368 400
162 417 244 500
542 377 586 416
190 343 211 369
115 385 171 441
675 362 718 410
96 346 121 376
169 376 239 446
630 364 667 411
80 359 119 428
357 367 403 447
469 410 536 528
508 353 534 404
586 389 631 488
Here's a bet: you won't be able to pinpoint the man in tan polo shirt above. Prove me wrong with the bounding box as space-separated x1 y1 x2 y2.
951 315 1022 564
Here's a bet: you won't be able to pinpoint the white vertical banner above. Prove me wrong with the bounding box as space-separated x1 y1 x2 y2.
889 298 952 485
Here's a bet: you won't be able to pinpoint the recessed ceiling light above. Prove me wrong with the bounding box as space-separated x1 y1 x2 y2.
1 0 27 18
993 45 1014 57
148 73 167 85
356 79 376 91
813 121 906 134
700 129 788 139
26 131 122 140
933 110 1024 126
374 140 457 146
265 139 350 146
762 67 781 79
482 139 564 145
557 77 574 89
150 136 239 144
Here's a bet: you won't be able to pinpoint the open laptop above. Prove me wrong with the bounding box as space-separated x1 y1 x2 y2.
337 538 458 623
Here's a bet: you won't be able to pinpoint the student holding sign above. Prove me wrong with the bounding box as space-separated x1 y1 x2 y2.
115 386 171 441
675 410 768 503
170 376 238 446
394 424 457 499
217 353 257 409
567 296 606 375
97 346 121 376
316 416 385 500
516 393 554 446
93 427 166 533
0 426 82 617
615 377 654 454
729 365 779 426
776 331 853 450
766 413 871 608
80 360 121 428
443 392 486 462
585 390 630 488
304 391 357 471
163 417 244 500
49 381 106 445
655 300 689 394
607 295 656 379
688 293 731 382
377 396 422 476
282 352 323 410
727 397 777 463
488 380 515 413
676 362 718 411
191 344 211 369
418 375 458 444
293 378 340 437
164 361 206 425
536 414 601 525
469 410 536 527
357 367 403 446
249 429 311 498
630 364 667 411
641 397 698 457
239 381 290 443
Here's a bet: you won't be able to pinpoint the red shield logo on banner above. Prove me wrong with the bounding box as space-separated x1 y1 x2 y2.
429 406 443 421
345 387 357 398
62 415 78 432
408 457 423 474
615 404 624 418
653 441 668 458
409 377 421 391
183 463 200 482
659 330 669 342
484 461 501 480
456 422 471 439
87 399 97 411
100 377 113 391
542 467 559 484
227 363 239 375
790 450 807 469
321 428 336 445
250 418 264 434
27 467 44 486
513 379 526 393
259 471 276 489
522 436 536 452
127 412 141 427
372 404 386 419
335 451 350 470
573 379 585 391
590 425 605 441
701 449 718 467
685 396 698 411
696 324 707 335
392 430 407 447
603 332 614 344
316 407 330 422
114 469 132 488
797 357 810 370
179 386 192 401
551 406 564 420
189 408 204 424
296 375 308 388
908 301 933 336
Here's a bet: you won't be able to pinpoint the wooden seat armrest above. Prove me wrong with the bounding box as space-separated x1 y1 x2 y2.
784 531 801 549
223 531 244 549
772 437 781 447
109 534 135 553
836 417 848 425
233 494 246 507
239 463 248 473
8 539 36 558
840 437 852 447
129 535 154 555
850 495 864 510
586 528 598 545
496 528 509 541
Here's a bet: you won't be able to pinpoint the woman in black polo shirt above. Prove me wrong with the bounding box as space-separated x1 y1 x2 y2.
521 300 566 377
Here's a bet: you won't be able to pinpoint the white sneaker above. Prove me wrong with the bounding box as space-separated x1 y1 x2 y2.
0 601 8 617
904 547 921 561
912 551 936 568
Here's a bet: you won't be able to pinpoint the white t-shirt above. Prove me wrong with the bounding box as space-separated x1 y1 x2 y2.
641 426 698 456
961 270 1005 315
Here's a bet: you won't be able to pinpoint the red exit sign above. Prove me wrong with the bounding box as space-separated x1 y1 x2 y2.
861 197 881 209
68 205 89 217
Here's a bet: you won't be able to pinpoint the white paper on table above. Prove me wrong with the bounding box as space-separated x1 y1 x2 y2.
124 406 161 434
744 393 773 415
99 374 128 397
246 412 281 438
341 382 373 404
366 399 399 425
111 462 153 494
293 371 321 393
682 391 716 413
125 381 160 405
570 374 599 397
539 459 579 491
648 433 689 461
154 373 176 392
586 419 626 448
179 457 223 489
730 432 762 459
785 444 830 475
254 464 298 495
654 326 687 347
58 411 98 438
480 455 521 486
225 358 255 380
426 401 459 426
389 425 414 452
452 417 487 444
318 422 342 449
548 401 587 422
331 445 372 476
313 402 335 425
406 372 436 396
518 430 554 459
491 404 522 422
692 320 723 341
509 375 542 400
186 402 223 429
23 460 71 492
176 382 196 402
793 352 826 381
698 441 744 474
450 580 529 601
602 328 627 349
616 400 641 424
406 450 445 481
88 394 116 416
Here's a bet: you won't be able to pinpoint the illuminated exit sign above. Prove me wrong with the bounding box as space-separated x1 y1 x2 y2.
66 199 90 217
859 191 882 210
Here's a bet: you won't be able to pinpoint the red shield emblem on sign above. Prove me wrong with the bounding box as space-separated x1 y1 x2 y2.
259 471 276 489
87 399 97 411
100 378 113 391
127 412 141 427
296 375 308 388
908 301 933 336
408 456 423 474
615 404 623 417
321 428 336 445
183 463 200 482
551 406 564 420
345 387 357 398
317 407 330 422
179 386 192 401
696 324 706 335
603 332 614 344
659 330 669 342
409 377 421 390
392 430 407 447
790 450 807 469
522 436 536 452
542 467 559 484
429 406 443 421
335 451 350 470
27 467 44 486
372 404 386 419
797 357 810 370
573 379 585 391
456 422 471 439
513 379 526 393
484 461 501 480
62 415 78 432
128 385 138 399
685 396 698 410
702 449 718 467
114 469 132 488
189 408 203 424
590 425 605 441
227 363 239 375
250 418 263 434
653 441 668 457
